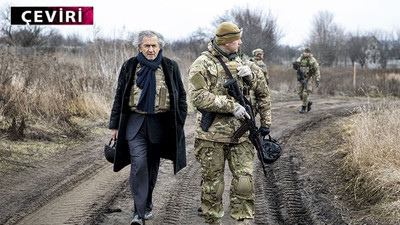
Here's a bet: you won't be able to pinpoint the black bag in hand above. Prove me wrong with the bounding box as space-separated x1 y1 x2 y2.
104 138 116 164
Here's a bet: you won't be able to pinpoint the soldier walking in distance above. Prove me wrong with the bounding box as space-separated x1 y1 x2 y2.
251 48 269 85
292 47 320 113
188 22 271 225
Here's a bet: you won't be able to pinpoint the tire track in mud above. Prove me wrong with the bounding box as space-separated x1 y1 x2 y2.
14 163 129 225
155 163 201 225
251 98 363 225
254 163 283 225
144 98 363 225
253 140 313 225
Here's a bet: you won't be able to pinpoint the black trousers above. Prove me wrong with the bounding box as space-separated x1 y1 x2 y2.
127 116 161 219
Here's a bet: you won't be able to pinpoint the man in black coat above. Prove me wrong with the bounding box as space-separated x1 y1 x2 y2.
109 30 187 225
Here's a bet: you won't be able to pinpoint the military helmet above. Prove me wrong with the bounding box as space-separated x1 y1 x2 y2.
259 135 283 164
252 48 264 56
304 47 311 53
104 138 116 163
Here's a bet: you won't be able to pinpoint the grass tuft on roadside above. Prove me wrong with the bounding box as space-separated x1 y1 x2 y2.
340 99 400 224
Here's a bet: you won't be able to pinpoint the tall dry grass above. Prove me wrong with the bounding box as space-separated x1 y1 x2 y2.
340 100 400 223
0 42 135 138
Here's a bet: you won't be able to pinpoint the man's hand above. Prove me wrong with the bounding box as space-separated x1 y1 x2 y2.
111 129 118 140
259 126 270 137
237 66 253 78
233 102 250 119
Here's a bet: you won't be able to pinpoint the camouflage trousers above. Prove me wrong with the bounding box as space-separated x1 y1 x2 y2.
194 139 255 223
297 77 314 106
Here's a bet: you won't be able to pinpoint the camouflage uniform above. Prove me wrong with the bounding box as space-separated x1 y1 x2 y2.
242 58 268 115
294 52 320 110
251 49 269 85
188 41 271 223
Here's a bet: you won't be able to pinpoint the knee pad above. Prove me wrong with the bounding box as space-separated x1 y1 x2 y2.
237 176 253 193
216 182 224 199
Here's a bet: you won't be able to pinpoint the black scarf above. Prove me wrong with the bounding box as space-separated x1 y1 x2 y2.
136 49 163 114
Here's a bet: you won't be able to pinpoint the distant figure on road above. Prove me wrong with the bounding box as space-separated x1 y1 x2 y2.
108 30 187 225
250 48 269 85
292 47 320 113
188 22 271 225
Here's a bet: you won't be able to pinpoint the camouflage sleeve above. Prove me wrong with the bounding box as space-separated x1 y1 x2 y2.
248 63 271 128
312 58 320 82
264 66 269 85
188 56 235 113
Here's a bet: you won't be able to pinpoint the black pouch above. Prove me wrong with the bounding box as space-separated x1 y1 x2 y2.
104 138 116 163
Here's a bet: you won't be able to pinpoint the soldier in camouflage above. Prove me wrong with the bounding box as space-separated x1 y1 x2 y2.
293 47 320 113
251 48 269 85
188 22 271 225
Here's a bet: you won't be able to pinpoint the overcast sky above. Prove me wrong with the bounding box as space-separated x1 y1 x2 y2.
7 0 400 46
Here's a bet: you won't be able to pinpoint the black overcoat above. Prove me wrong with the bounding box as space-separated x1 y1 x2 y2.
109 56 187 174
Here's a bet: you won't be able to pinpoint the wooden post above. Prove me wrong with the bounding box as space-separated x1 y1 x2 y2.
353 63 357 90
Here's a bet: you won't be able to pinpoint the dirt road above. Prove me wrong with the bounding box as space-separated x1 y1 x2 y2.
0 97 383 225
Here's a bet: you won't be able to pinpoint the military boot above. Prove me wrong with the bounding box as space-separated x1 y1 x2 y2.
299 106 306 114
307 101 313 112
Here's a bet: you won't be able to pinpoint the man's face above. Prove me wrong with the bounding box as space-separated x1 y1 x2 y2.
303 52 310 57
139 35 160 61
257 53 264 60
224 39 242 54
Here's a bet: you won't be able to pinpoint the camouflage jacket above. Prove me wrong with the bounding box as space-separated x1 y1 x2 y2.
295 54 320 82
188 41 271 143
252 58 269 84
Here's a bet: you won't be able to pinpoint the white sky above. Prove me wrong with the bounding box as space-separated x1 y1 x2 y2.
6 0 400 46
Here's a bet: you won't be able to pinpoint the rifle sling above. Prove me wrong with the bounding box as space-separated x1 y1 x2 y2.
231 122 249 142
215 56 234 79
216 56 251 142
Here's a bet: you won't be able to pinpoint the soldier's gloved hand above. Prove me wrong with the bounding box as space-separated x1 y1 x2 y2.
259 126 270 137
237 66 253 79
316 80 320 87
233 102 250 119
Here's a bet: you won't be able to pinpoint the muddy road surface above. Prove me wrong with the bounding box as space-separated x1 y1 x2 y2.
0 97 381 225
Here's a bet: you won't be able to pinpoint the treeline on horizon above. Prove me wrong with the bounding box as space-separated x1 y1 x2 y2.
1 4 400 141
1 5 400 68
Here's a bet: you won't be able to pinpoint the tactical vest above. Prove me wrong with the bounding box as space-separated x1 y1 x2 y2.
193 51 250 143
201 51 249 98
128 64 171 114
299 57 313 78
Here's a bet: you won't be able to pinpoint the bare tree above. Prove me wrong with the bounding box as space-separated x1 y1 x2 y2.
391 29 400 60
306 10 345 66
345 32 369 68
214 6 283 61
371 30 393 68
0 2 13 45
0 3 59 47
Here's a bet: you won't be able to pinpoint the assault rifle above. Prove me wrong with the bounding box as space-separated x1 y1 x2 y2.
223 78 268 176
293 61 307 89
